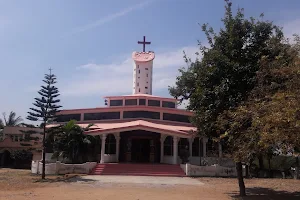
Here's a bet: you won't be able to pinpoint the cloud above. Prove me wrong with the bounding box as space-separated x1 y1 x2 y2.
60 45 199 97
64 1 153 36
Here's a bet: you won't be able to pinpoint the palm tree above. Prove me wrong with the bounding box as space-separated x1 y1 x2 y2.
51 120 95 163
1 111 23 127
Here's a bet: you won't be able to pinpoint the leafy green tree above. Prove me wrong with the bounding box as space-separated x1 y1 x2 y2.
10 149 33 168
0 111 23 128
27 69 62 179
169 0 296 196
217 37 300 177
51 120 95 163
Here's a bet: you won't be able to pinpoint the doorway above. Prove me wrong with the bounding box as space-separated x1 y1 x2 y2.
131 139 150 163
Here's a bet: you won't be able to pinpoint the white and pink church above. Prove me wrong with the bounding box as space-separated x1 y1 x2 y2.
2 37 235 176
51 36 223 168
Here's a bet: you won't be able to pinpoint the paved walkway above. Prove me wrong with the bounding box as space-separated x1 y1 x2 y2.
79 175 204 186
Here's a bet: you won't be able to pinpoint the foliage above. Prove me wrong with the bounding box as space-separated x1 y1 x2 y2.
27 69 62 179
27 71 61 123
217 38 300 162
0 111 23 128
50 120 96 164
170 1 284 139
169 0 300 196
10 149 32 161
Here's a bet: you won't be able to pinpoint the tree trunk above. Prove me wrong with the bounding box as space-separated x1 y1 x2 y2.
42 123 46 179
236 162 246 196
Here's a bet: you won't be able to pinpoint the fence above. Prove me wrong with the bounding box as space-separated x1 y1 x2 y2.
181 163 237 177
31 161 97 175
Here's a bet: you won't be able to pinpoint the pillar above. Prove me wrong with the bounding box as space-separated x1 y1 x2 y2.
80 113 84 121
173 136 178 164
218 143 222 158
116 135 120 162
203 138 208 157
100 134 106 164
160 135 166 163
189 138 194 158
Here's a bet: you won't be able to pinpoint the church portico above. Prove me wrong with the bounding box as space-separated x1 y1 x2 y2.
94 127 211 165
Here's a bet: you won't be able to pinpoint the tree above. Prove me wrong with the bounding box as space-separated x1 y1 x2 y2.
0 111 23 127
50 120 95 163
10 149 33 168
169 0 294 196
217 37 300 177
27 69 62 179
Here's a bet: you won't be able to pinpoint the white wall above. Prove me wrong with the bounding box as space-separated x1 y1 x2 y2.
181 163 237 177
31 161 97 175
132 60 153 95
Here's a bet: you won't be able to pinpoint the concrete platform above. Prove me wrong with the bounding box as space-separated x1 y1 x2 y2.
80 175 204 186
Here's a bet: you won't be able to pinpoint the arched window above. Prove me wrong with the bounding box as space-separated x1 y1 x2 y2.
164 136 173 156
178 138 189 154
105 134 116 154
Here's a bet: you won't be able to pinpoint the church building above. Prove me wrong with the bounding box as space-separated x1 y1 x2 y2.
52 37 220 166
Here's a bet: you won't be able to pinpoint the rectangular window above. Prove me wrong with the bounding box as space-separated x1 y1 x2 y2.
110 100 123 106
146 74 148 77
163 113 190 123
137 82 139 86
123 111 160 119
84 112 120 121
125 99 137 106
162 101 176 108
145 86 148 89
137 65 139 68
145 68 148 70
148 99 160 107
139 99 146 105
139 70 140 73
55 114 81 122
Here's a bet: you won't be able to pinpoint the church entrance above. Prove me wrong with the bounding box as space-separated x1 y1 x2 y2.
119 130 160 163
131 139 150 163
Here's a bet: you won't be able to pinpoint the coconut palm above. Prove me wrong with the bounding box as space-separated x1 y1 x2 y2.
0 111 23 127
51 120 95 163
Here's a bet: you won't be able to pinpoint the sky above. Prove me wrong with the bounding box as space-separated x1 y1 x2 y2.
0 0 300 123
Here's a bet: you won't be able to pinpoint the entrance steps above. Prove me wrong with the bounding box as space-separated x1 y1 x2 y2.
90 163 186 177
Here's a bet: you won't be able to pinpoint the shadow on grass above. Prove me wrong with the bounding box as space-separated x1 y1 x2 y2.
229 187 300 200
35 175 96 183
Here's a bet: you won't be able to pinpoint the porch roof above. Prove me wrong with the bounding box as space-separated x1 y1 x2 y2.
78 120 196 137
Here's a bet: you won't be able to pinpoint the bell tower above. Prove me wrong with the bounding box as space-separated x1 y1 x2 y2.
132 36 155 95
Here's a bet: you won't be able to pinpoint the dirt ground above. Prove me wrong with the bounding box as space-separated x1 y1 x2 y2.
0 169 299 200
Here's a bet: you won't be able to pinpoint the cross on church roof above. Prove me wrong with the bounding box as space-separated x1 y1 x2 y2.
138 36 151 52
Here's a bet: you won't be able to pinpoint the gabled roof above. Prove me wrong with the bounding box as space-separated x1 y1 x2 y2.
84 120 196 137
47 120 196 137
